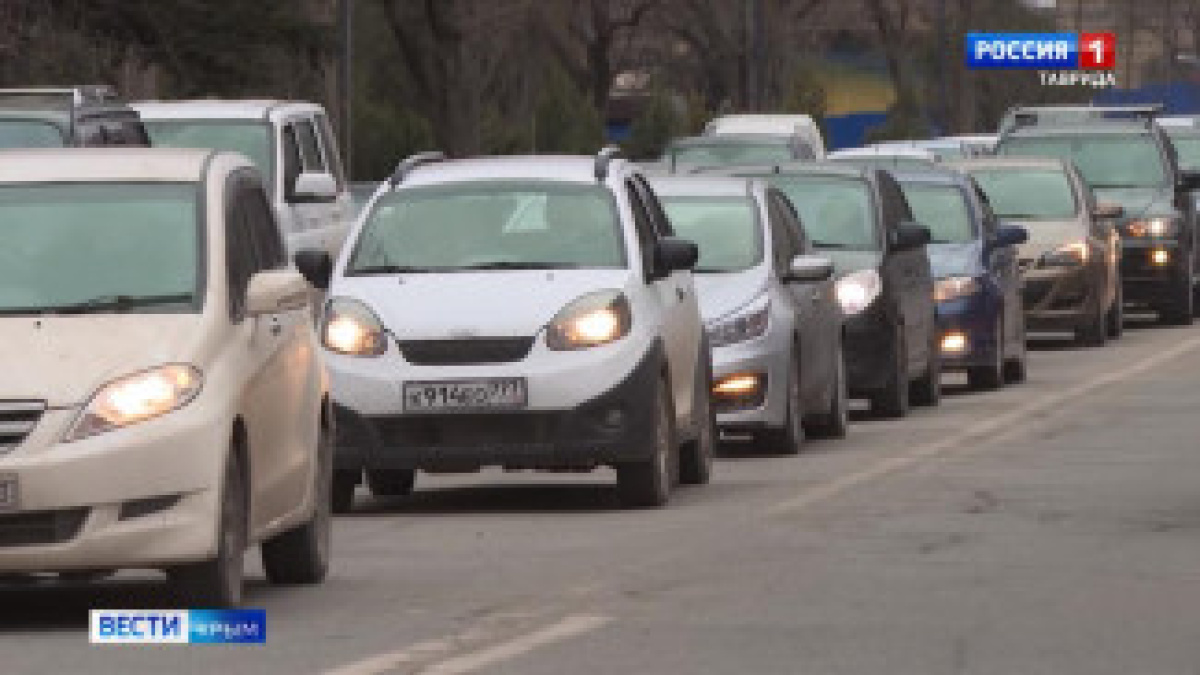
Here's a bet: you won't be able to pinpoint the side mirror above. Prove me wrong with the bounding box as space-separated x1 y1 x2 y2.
246 269 311 317
991 224 1028 249
784 254 835 282
1179 171 1200 192
294 249 333 291
654 237 699 275
291 172 338 203
892 221 931 251
1092 202 1124 220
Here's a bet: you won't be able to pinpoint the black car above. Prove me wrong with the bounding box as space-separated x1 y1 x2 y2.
730 163 939 418
995 105 1200 324
0 86 150 149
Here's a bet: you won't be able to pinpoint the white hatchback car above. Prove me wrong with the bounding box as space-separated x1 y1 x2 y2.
324 150 715 509
0 149 333 607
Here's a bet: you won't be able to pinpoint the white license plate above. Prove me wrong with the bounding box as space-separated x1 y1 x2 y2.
403 379 527 412
0 474 17 511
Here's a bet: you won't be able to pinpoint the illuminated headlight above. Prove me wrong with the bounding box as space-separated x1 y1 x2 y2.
322 298 388 357
940 331 968 355
1151 248 1171 266
835 269 882 316
1040 241 1089 267
546 291 631 350
1125 218 1177 238
934 276 980 303
64 365 202 442
706 294 769 348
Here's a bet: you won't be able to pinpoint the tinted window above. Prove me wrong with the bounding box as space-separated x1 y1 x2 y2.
349 182 626 273
767 176 879 250
969 168 1079 220
999 134 1167 188
145 120 275 188
660 195 763 273
898 183 976 243
282 125 303 200
295 119 325 173
0 184 199 315
0 119 66 148
1166 131 1200 172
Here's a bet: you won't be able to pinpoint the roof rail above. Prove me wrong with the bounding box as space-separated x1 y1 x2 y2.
1000 104 1164 135
595 145 623 181
389 151 445 186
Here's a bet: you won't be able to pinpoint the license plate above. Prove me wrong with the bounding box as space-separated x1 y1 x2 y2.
0 474 17 511
403 379 527 412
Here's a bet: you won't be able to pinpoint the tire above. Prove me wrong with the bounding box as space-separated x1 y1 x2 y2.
910 330 941 407
262 422 333 586
366 469 416 498
617 377 676 508
1003 314 1028 384
1106 284 1124 338
754 350 804 455
1076 305 1108 347
967 321 1004 391
169 449 247 608
870 328 909 419
804 341 849 439
1160 277 1194 326
680 356 715 486
331 469 359 514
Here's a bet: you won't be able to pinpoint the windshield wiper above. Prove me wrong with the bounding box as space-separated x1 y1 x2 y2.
39 293 194 315
350 264 441 275
455 262 584 271
813 242 860 250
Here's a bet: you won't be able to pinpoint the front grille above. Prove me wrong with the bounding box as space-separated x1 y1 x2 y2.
0 401 45 455
398 338 535 366
0 508 88 547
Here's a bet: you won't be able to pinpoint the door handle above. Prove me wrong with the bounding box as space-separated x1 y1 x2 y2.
270 321 283 337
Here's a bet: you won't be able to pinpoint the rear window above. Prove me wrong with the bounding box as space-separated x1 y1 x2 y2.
144 120 275 189
659 195 763 273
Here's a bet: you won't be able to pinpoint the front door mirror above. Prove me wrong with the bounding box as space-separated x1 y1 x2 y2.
246 269 311 317
291 172 338 203
654 237 699 276
1093 202 1124 220
294 249 334 291
892 221 931 251
785 254 835 282
991 224 1028 249
1179 171 1200 193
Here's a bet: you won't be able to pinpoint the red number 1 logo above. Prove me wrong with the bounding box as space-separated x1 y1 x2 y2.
1080 32 1116 69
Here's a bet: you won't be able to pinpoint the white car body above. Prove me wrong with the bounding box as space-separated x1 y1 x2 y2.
705 114 827 159
827 145 939 162
133 99 353 258
324 153 713 508
0 149 330 605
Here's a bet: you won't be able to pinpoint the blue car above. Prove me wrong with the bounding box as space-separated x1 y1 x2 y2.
894 169 1028 390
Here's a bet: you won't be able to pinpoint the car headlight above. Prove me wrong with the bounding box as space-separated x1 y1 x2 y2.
1040 241 1089 267
1124 217 1177 238
706 294 769 348
322 298 388 357
546 291 632 351
64 365 202 442
835 269 883 316
934 276 980 303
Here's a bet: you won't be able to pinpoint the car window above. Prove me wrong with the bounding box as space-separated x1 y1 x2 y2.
969 168 1079 220
1166 132 1200 173
294 118 326 173
659 195 763 273
0 119 66 148
315 114 346 189
281 124 303 201
765 175 879 250
667 142 794 168
144 120 275 191
625 182 658 275
897 183 976 243
632 175 675 238
76 119 106 147
0 183 200 315
349 181 626 273
765 193 800 269
998 134 1167 189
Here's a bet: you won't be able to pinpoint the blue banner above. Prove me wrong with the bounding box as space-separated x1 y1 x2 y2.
966 33 1079 70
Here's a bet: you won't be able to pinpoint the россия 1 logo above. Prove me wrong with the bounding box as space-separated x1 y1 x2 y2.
966 32 1116 70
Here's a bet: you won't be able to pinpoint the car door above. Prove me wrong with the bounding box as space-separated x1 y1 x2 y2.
313 113 354 253
975 186 1022 350
876 172 932 372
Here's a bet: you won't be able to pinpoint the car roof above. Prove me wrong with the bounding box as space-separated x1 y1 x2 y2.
0 148 238 183
947 156 1070 172
1002 120 1155 138
827 145 937 160
133 99 323 121
669 134 791 147
398 155 635 188
645 175 756 198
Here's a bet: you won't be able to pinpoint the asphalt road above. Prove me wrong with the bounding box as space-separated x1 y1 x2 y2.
4 317 1200 674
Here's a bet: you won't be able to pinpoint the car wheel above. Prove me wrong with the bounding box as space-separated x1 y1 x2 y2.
366 469 417 498
169 448 247 608
680 356 715 486
871 328 909 419
755 350 804 455
1003 315 1028 384
331 469 359 514
1106 284 1124 338
261 421 333 586
1076 305 1108 347
910 330 941 407
967 321 1004 391
1160 277 1194 326
804 341 849 439
617 376 676 508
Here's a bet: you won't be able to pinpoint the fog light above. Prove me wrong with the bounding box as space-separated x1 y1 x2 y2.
941 331 968 355
713 373 762 396
1151 248 1170 266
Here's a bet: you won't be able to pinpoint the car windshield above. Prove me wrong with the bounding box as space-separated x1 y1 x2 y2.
829 155 936 170
348 181 626 273
144 120 274 189
0 183 200 315
969 168 1078 220
1165 132 1200 172
668 142 794 167
659 195 763 273
762 175 878 250
899 183 976 243
0 119 66 148
998 134 1167 189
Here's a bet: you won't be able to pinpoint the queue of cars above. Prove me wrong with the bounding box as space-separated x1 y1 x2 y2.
2 86 1200 608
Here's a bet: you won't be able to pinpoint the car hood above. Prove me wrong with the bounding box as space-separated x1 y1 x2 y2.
820 249 883 277
332 269 636 339
1002 218 1087 259
1091 186 1176 220
693 268 770 324
927 241 982 279
0 314 204 407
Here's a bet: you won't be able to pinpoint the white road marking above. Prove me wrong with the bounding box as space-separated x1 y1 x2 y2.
767 335 1200 517
323 614 610 675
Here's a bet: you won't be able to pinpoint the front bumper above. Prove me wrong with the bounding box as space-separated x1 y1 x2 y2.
1120 239 1189 306
709 334 791 432
842 303 897 395
936 292 1001 371
1021 265 1096 331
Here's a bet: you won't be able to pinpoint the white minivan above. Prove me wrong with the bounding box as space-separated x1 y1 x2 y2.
705 114 827 159
134 99 353 257
0 148 334 606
